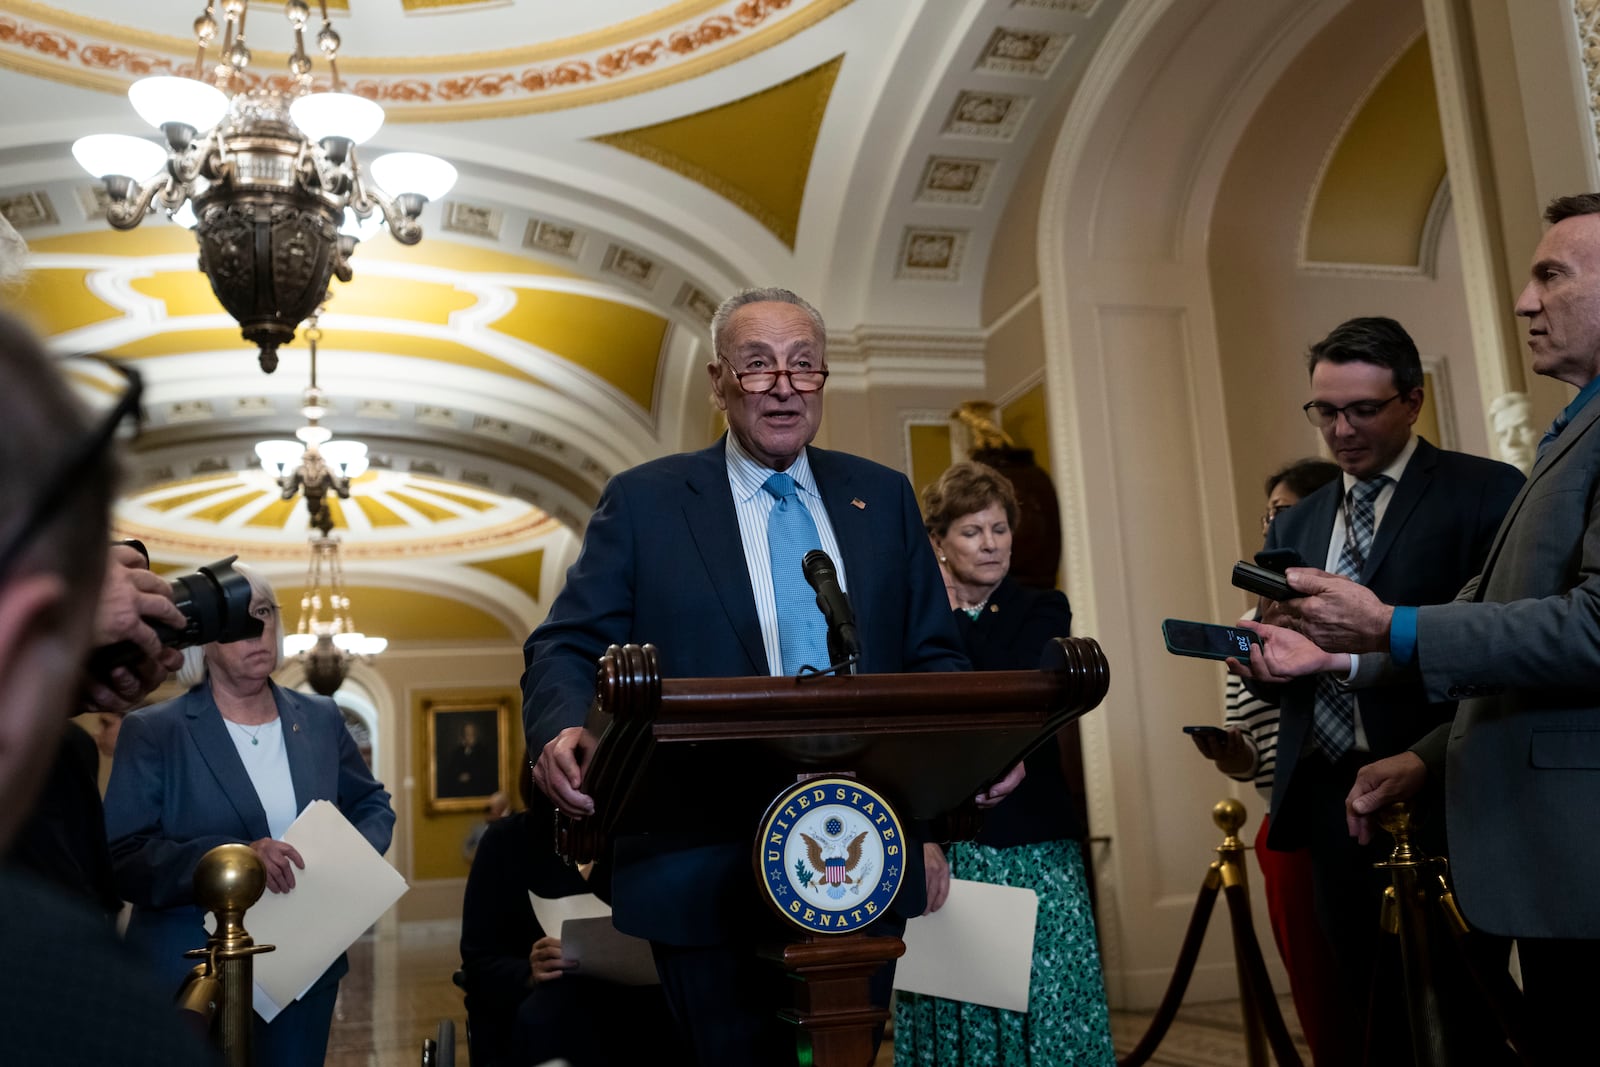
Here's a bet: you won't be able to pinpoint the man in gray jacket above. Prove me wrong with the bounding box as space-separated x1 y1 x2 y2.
1252 193 1600 1064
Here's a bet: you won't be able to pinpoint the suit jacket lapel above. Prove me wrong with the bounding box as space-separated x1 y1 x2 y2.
1362 437 1437 581
1289 483 1340 570
274 685 315 813
681 439 767 673
810 447 870 584
185 686 271 840
1478 395 1600 582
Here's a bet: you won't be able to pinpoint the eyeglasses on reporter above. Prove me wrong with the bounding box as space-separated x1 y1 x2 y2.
718 354 829 394
1301 393 1403 428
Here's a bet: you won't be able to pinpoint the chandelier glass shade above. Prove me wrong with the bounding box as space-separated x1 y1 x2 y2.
287 532 385 697
255 317 369 535
71 1 458 373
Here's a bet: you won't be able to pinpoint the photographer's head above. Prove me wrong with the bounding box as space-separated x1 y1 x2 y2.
0 311 119 847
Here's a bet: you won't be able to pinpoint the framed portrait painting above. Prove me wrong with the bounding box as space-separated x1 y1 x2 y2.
425 698 510 813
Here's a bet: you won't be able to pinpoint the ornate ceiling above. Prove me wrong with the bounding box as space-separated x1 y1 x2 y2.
0 0 1125 642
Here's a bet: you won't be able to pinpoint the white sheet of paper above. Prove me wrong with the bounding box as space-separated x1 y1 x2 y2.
559 916 660 985
528 889 612 935
893 878 1038 1012
247 800 408 1022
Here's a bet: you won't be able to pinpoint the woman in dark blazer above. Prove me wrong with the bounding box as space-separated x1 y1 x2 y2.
895 462 1114 1066
105 565 394 1067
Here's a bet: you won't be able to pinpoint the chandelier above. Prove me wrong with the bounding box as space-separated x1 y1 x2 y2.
70 1 457 373
284 532 385 696
253 316 367 535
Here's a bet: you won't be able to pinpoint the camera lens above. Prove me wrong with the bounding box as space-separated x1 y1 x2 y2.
149 555 264 648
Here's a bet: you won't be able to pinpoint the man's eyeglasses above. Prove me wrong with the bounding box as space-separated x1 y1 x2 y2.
1302 394 1401 429
718 355 828 394
0 358 142 584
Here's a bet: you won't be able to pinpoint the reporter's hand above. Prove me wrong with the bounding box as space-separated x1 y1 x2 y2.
1278 568 1394 653
248 838 305 894
82 546 186 714
529 936 577 983
1189 726 1254 776
532 727 599 817
975 761 1025 808
1223 619 1349 685
94 545 186 655
922 842 950 915
1345 752 1428 845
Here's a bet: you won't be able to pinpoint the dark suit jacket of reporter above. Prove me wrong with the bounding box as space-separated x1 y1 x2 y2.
1261 436 1523 849
1411 397 1600 938
105 681 395 994
521 438 969 945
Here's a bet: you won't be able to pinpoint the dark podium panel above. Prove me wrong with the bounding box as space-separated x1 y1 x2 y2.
555 636 1110 1066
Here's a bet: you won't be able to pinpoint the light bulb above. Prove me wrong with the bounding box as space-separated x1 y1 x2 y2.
369 152 457 202
71 134 166 180
290 92 384 145
128 76 229 132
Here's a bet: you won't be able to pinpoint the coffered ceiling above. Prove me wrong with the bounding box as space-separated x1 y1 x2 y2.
0 0 1124 642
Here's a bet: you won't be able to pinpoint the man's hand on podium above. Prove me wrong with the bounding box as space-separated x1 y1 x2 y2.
974 761 1026 808
922 843 950 914
533 726 600 817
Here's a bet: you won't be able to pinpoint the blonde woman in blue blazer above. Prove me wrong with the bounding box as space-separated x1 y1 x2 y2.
105 566 394 1067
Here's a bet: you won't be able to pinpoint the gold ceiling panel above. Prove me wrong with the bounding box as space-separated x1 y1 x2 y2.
1306 37 1444 268
4 267 124 336
354 496 407 528
465 549 546 601
108 327 550 388
245 497 299 528
491 289 667 411
275 585 516 642
386 489 457 522
594 55 843 248
189 490 263 523
410 480 497 512
125 269 477 326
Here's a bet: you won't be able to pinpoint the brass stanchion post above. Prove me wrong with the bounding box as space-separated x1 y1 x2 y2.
183 843 276 1067
1118 799 1302 1067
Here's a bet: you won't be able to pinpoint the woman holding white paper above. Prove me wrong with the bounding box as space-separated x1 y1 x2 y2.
105 565 394 1067
896 463 1114 1065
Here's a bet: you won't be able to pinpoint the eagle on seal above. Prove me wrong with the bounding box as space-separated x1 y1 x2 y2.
801 829 869 883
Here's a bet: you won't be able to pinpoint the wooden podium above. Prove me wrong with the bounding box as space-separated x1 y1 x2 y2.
556 637 1110 1067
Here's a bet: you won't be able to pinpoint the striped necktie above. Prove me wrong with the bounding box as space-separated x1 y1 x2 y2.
1310 476 1389 761
763 472 828 674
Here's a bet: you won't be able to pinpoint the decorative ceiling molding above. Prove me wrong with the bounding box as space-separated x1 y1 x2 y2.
0 0 857 120
827 325 986 391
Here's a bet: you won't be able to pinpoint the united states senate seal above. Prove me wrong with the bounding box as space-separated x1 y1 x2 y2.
754 776 904 934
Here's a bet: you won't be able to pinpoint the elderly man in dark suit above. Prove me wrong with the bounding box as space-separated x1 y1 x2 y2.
1250 317 1523 1064
1251 194 1600 1065
522 287 1012 1065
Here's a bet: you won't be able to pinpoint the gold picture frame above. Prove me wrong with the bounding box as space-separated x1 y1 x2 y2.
424 698 511 813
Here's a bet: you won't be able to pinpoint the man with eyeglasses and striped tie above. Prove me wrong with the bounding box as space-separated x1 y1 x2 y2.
522 287 1006 1066
1244 316 1523 1066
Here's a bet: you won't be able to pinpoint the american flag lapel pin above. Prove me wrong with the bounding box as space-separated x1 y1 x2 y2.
851 497 866 510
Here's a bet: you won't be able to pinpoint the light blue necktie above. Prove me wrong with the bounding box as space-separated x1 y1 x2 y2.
763 472 828 674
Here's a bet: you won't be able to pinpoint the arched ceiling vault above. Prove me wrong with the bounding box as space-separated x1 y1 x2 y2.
0 0 1129 641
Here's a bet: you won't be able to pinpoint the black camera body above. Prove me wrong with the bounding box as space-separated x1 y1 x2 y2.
87 555 262 679
151 556 263 648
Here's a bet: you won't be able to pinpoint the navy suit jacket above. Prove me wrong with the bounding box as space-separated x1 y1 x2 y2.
1262 437 1522 849
105 682 395 994
521 438 968 944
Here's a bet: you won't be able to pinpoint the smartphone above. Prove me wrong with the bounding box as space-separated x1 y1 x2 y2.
1232 561 1296 601
1182 725 1227 739
1162 618 1255 662
1253 547 1307 573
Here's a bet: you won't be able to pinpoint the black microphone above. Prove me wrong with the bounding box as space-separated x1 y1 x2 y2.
802 549 861 669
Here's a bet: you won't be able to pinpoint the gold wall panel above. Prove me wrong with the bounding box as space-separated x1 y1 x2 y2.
595 55 843 248
5 267 123 336
465 549 545 600
491 290 667 411
1306 37 1445 267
